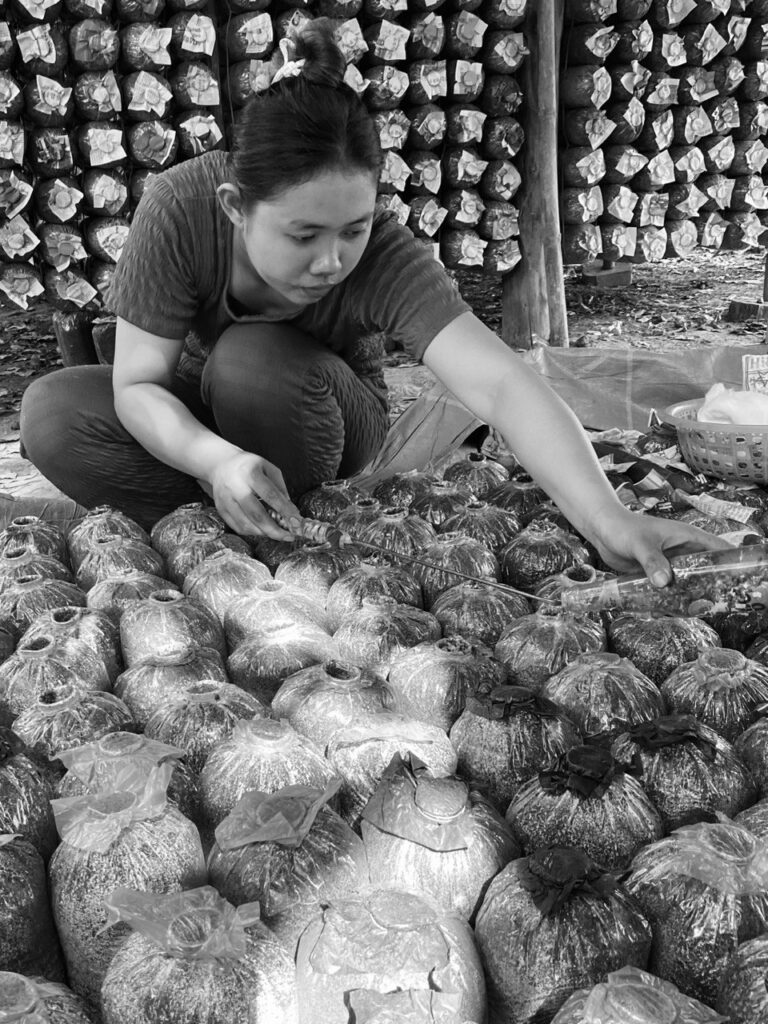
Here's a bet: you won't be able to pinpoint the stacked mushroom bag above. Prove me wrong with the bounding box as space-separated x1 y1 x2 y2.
0 0 222 317
560 0 768 267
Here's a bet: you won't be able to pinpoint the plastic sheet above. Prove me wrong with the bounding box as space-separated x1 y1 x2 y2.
360 755 518 919
624 821 768 1004
181 548 271 624
450 685 582 811
552 965 726 1023
475 847 652 1024
540 652 665 741
295 889 486 1024
507 745 663 869
612 716 758 832
0 834 65 982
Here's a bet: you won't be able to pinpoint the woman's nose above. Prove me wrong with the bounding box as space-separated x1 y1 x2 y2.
310 243 342 276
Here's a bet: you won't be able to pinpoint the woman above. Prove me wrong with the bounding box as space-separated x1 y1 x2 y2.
21 20 722 585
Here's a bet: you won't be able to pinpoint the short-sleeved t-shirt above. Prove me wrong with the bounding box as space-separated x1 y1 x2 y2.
106 151 471 408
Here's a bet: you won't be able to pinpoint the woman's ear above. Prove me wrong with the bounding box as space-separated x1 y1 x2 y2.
217 183 245 228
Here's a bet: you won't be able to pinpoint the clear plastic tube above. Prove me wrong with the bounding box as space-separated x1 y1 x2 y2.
560 543 768 617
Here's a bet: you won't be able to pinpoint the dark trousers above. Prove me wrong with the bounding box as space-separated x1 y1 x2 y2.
19 322 389 530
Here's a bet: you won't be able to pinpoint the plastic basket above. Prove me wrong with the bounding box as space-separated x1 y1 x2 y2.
663 399 768 484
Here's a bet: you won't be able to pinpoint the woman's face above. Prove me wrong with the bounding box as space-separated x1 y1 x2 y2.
234 168 378 306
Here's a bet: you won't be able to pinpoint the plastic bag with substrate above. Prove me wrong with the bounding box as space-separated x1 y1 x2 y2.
295 889 486 1024
207 780 370 954
360 755 518 919
0 972 94 1024
474 847 652 1024
48 760 206 1016
623 821 768 1005
100 886 299 1024
0 834 65 982
0 726 58 860
551 965 726 1023
715 934 768 1024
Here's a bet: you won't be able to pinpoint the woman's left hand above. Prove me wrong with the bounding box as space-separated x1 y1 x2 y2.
587 505 734 587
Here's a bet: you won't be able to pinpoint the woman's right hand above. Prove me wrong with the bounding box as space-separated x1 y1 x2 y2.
208 450 302 540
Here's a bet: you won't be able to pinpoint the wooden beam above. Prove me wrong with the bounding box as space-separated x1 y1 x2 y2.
501 0 568 348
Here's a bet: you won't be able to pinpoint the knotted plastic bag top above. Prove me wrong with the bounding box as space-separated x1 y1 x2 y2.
577 965 727 1023
51 761 173 853
0 834 22 850
102 885 260 963
57 732 184 789
214 778 342 851
641 821 768 897
468 684 563 722
361 754 474 852
625 715 718 761
518 847 617 918
539 745 621 800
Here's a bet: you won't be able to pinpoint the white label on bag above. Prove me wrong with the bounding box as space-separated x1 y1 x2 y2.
0 267 44 310
35 75 72 116
182 15 216 56
0 216 39 259
128 71 172 115
138 27 172 65
16 26 57 65
87 127 126 167
47 179 84 221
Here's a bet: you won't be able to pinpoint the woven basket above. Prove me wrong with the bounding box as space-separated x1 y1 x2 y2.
663 399 768 484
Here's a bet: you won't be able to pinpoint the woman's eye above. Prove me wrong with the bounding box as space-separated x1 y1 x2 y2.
291 234 315 243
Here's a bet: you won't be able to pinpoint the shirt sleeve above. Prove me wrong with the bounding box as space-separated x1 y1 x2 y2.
348 214 472 361
104 175 199 340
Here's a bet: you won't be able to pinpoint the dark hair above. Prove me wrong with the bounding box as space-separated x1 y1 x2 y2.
230 19 383 205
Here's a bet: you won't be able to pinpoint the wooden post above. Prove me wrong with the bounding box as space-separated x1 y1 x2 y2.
501 0 568 348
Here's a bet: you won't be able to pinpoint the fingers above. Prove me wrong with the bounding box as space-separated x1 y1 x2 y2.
250 461 303 524
633 522 735 589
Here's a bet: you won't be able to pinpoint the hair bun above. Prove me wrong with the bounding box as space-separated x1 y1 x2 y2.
288 18 347 89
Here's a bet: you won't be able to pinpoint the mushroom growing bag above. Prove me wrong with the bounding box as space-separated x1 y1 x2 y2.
295 888 486 1024
0 834 65 982
475 847 652 1024
360 754 517 919
100 886 299 1024
48 760 207 1016
551 965 726 1023
208 779 370 955
624 821 768 1006
0 971 93 1024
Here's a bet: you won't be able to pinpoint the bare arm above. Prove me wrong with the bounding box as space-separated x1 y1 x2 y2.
112 318 300 538
423 312 725 584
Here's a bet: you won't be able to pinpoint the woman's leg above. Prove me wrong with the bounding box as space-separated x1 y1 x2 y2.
201 322 389 497
19 366 206 530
